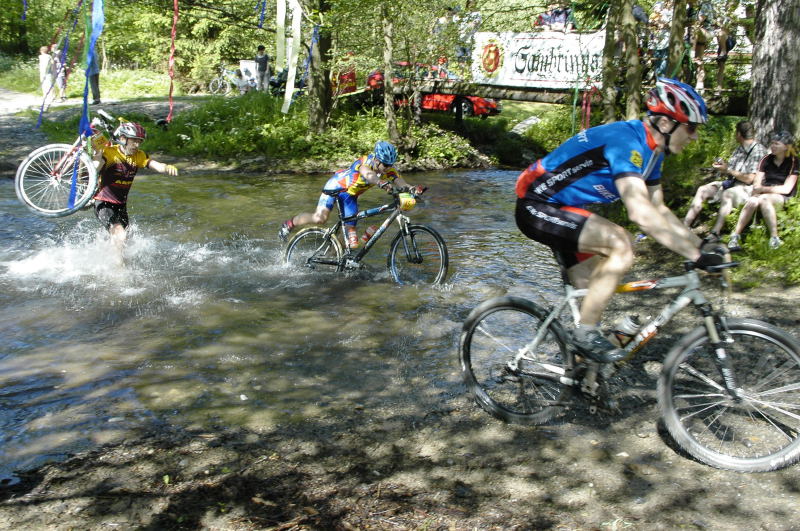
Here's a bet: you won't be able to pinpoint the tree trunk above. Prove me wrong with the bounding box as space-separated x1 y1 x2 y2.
307 1 332 135
382 6 400 143
621 0 641 119
749 0 800 142
601 1 620 123
667 0 688 79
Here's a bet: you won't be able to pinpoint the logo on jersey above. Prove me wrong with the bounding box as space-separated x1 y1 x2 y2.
630 150 643 168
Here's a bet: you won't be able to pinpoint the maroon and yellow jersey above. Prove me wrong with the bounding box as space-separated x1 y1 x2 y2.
94 145 150 204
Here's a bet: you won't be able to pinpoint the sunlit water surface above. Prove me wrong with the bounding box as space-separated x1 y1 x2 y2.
0 169 560 479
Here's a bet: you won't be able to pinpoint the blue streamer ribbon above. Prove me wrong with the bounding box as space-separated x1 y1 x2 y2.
71 0 104 208
22 0 27 20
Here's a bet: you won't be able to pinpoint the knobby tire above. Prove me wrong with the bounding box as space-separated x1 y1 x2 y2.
15 143 98 217
658 318 800 472
387 224 448 285
460 296 574 425
284 228 343 272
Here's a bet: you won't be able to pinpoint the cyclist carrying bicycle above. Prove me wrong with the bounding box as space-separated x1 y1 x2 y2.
514 77 726 363
92 122 178 257
278 141 422 249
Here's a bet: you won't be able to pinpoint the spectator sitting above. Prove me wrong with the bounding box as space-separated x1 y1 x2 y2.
535 3 574 32
727 131 798 251
683 120 767 239
233 69 251 94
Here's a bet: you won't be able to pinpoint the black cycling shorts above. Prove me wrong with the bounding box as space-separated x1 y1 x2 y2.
515 198 594 269
94 200 129 230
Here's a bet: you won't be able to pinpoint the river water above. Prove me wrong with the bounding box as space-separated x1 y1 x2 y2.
0 169 560 480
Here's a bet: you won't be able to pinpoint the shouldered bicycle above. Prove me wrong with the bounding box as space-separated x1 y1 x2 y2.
284 186 448 285
459 252 800 472
14 109 116 217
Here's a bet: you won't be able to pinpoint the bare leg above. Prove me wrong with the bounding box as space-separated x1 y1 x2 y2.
732 196 759 235
758 194 785 238
109 223 127 265
684 182 720 227
711 190 736 234
694 38 707 91
291 205 331 228
571 215 634 325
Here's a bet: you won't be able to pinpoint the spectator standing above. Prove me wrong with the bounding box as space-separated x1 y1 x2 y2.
38 45 55 105
52 46 67 102
727 131 798 251
254 45 272 92
683 120 767 238
649 1 673 77
87 55 101 105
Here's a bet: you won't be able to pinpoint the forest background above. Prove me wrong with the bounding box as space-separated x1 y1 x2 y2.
0 0 798 284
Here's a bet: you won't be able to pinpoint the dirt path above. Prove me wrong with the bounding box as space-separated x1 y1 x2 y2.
2 90 800 530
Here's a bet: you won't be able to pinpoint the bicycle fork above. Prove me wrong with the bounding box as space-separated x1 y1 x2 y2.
701 306 744 402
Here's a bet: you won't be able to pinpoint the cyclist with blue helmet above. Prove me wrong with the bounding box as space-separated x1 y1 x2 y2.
278 141 422 249
514 78 724 363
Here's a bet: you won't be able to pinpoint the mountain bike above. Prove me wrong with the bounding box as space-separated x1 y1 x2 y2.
459 251 800 472
284 186 448 285
208 66 236 95
14 109 116 218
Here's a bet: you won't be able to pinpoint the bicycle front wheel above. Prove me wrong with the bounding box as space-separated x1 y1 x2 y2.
284 228 343 272
460 296 574 425
15 143 97 217
659 318 800 472
387 225 448 285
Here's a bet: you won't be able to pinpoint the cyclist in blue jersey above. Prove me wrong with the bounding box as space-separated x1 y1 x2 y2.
278 141 419 249
515 78 726 363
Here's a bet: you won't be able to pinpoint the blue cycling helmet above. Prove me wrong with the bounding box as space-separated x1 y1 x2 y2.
373 140 397 166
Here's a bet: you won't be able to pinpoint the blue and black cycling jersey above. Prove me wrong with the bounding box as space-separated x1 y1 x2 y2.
516 120 664 206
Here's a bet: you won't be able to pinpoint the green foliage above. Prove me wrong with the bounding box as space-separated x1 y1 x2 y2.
730 199 800 286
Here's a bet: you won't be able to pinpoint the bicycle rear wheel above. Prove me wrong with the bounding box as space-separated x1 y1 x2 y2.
387 224 448 285
15 143 97 217
659 318 800 472
284 228 343 272
460 296 574 425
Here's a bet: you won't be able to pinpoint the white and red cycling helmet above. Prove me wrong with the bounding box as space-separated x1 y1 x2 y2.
646 77 708 125
114 122 147 141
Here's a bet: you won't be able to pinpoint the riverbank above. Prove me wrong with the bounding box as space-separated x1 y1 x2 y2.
2 91 800 531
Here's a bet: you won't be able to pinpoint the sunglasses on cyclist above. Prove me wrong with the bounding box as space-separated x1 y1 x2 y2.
684 122 698 133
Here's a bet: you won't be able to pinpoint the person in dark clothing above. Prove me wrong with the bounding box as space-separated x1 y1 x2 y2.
254 45 272 92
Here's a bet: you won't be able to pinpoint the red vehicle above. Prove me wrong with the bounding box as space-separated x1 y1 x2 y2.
366 62 501 119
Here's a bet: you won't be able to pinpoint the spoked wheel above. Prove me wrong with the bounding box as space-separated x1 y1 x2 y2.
386 225 448 285
15 143 98 217
460 296 574 425
659 318 800 472
284 228 343 272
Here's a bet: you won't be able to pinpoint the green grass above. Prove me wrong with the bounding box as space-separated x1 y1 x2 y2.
0 55 176 100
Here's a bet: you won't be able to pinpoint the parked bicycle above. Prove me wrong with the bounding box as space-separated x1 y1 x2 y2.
208 66 256 95
14 109 116 217
459 251 800 472
284 186 448 285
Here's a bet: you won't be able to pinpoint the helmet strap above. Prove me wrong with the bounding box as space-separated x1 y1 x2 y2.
650 116 681 156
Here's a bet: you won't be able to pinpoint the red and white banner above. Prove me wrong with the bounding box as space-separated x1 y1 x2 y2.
471 30 606 90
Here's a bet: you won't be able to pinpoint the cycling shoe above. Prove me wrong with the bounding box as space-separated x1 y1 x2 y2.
572 327 626 364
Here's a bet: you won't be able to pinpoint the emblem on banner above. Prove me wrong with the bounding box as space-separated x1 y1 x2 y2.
480 40 503 77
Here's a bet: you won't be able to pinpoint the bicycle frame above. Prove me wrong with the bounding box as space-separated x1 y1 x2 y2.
511 266 740 396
